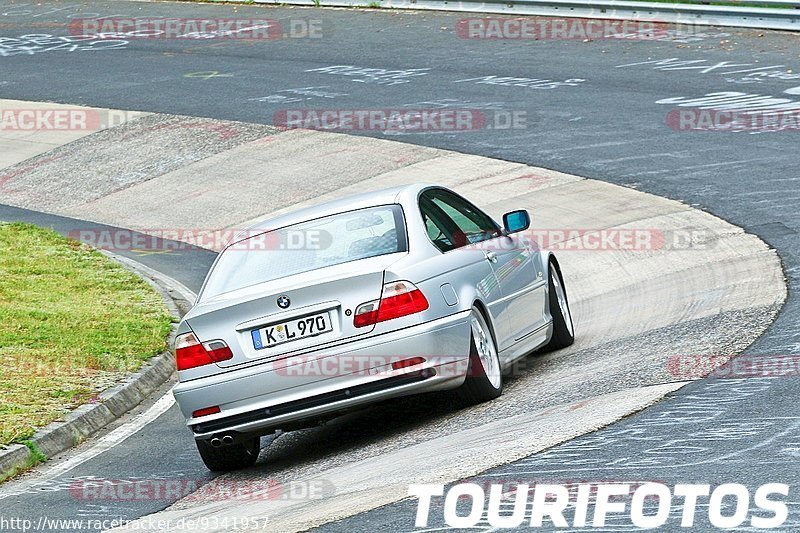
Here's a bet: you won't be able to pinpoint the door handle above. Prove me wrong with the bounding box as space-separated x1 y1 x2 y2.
484 250 498 263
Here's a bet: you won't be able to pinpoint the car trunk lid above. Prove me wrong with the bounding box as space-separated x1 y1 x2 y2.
185 254 401 371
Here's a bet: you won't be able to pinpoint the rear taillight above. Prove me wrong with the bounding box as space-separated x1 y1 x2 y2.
192 406 221 418
353 300 380 328
204 340 234 362
175 332 233 371
354 281 429 328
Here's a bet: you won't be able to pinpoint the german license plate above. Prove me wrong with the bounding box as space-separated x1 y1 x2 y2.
251 312 332 350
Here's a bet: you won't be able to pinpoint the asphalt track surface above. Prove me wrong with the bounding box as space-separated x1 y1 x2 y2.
0 1 799 530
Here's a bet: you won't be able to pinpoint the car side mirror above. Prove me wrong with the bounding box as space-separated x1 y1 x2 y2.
503 210 530 234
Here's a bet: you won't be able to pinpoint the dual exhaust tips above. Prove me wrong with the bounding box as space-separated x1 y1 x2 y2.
209 434 235 448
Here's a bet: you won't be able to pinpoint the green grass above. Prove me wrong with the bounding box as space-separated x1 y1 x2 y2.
0 440 47 483
0 223 172 447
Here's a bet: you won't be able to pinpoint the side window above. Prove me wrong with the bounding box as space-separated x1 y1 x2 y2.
420 200 455 252
429 190 500 246
419 189 500 252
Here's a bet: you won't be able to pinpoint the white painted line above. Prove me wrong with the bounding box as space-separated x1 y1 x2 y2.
0 394 175 500
50 394 174 479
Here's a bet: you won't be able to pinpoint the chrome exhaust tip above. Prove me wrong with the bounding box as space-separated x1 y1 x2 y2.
210 437 222 448
221 435 234 446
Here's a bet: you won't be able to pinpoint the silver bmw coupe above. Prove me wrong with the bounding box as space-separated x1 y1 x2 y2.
173 184 574 471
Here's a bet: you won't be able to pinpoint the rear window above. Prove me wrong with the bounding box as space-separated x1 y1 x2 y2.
200 205 407 299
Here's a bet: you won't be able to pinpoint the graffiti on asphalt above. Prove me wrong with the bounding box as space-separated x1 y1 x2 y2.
0 34 128 56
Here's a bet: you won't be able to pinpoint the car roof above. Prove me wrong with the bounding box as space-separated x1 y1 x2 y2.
236 183 438 241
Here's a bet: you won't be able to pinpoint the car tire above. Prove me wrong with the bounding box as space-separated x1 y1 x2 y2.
542 260 575 351
196 436 261 472
458 307 503 404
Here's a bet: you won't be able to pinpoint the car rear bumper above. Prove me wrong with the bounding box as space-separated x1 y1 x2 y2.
173 310 471 440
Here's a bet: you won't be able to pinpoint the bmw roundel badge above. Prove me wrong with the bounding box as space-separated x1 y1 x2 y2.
277 295 291 309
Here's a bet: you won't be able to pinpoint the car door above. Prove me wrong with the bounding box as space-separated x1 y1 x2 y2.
418 191 510 347
424 189 547 349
